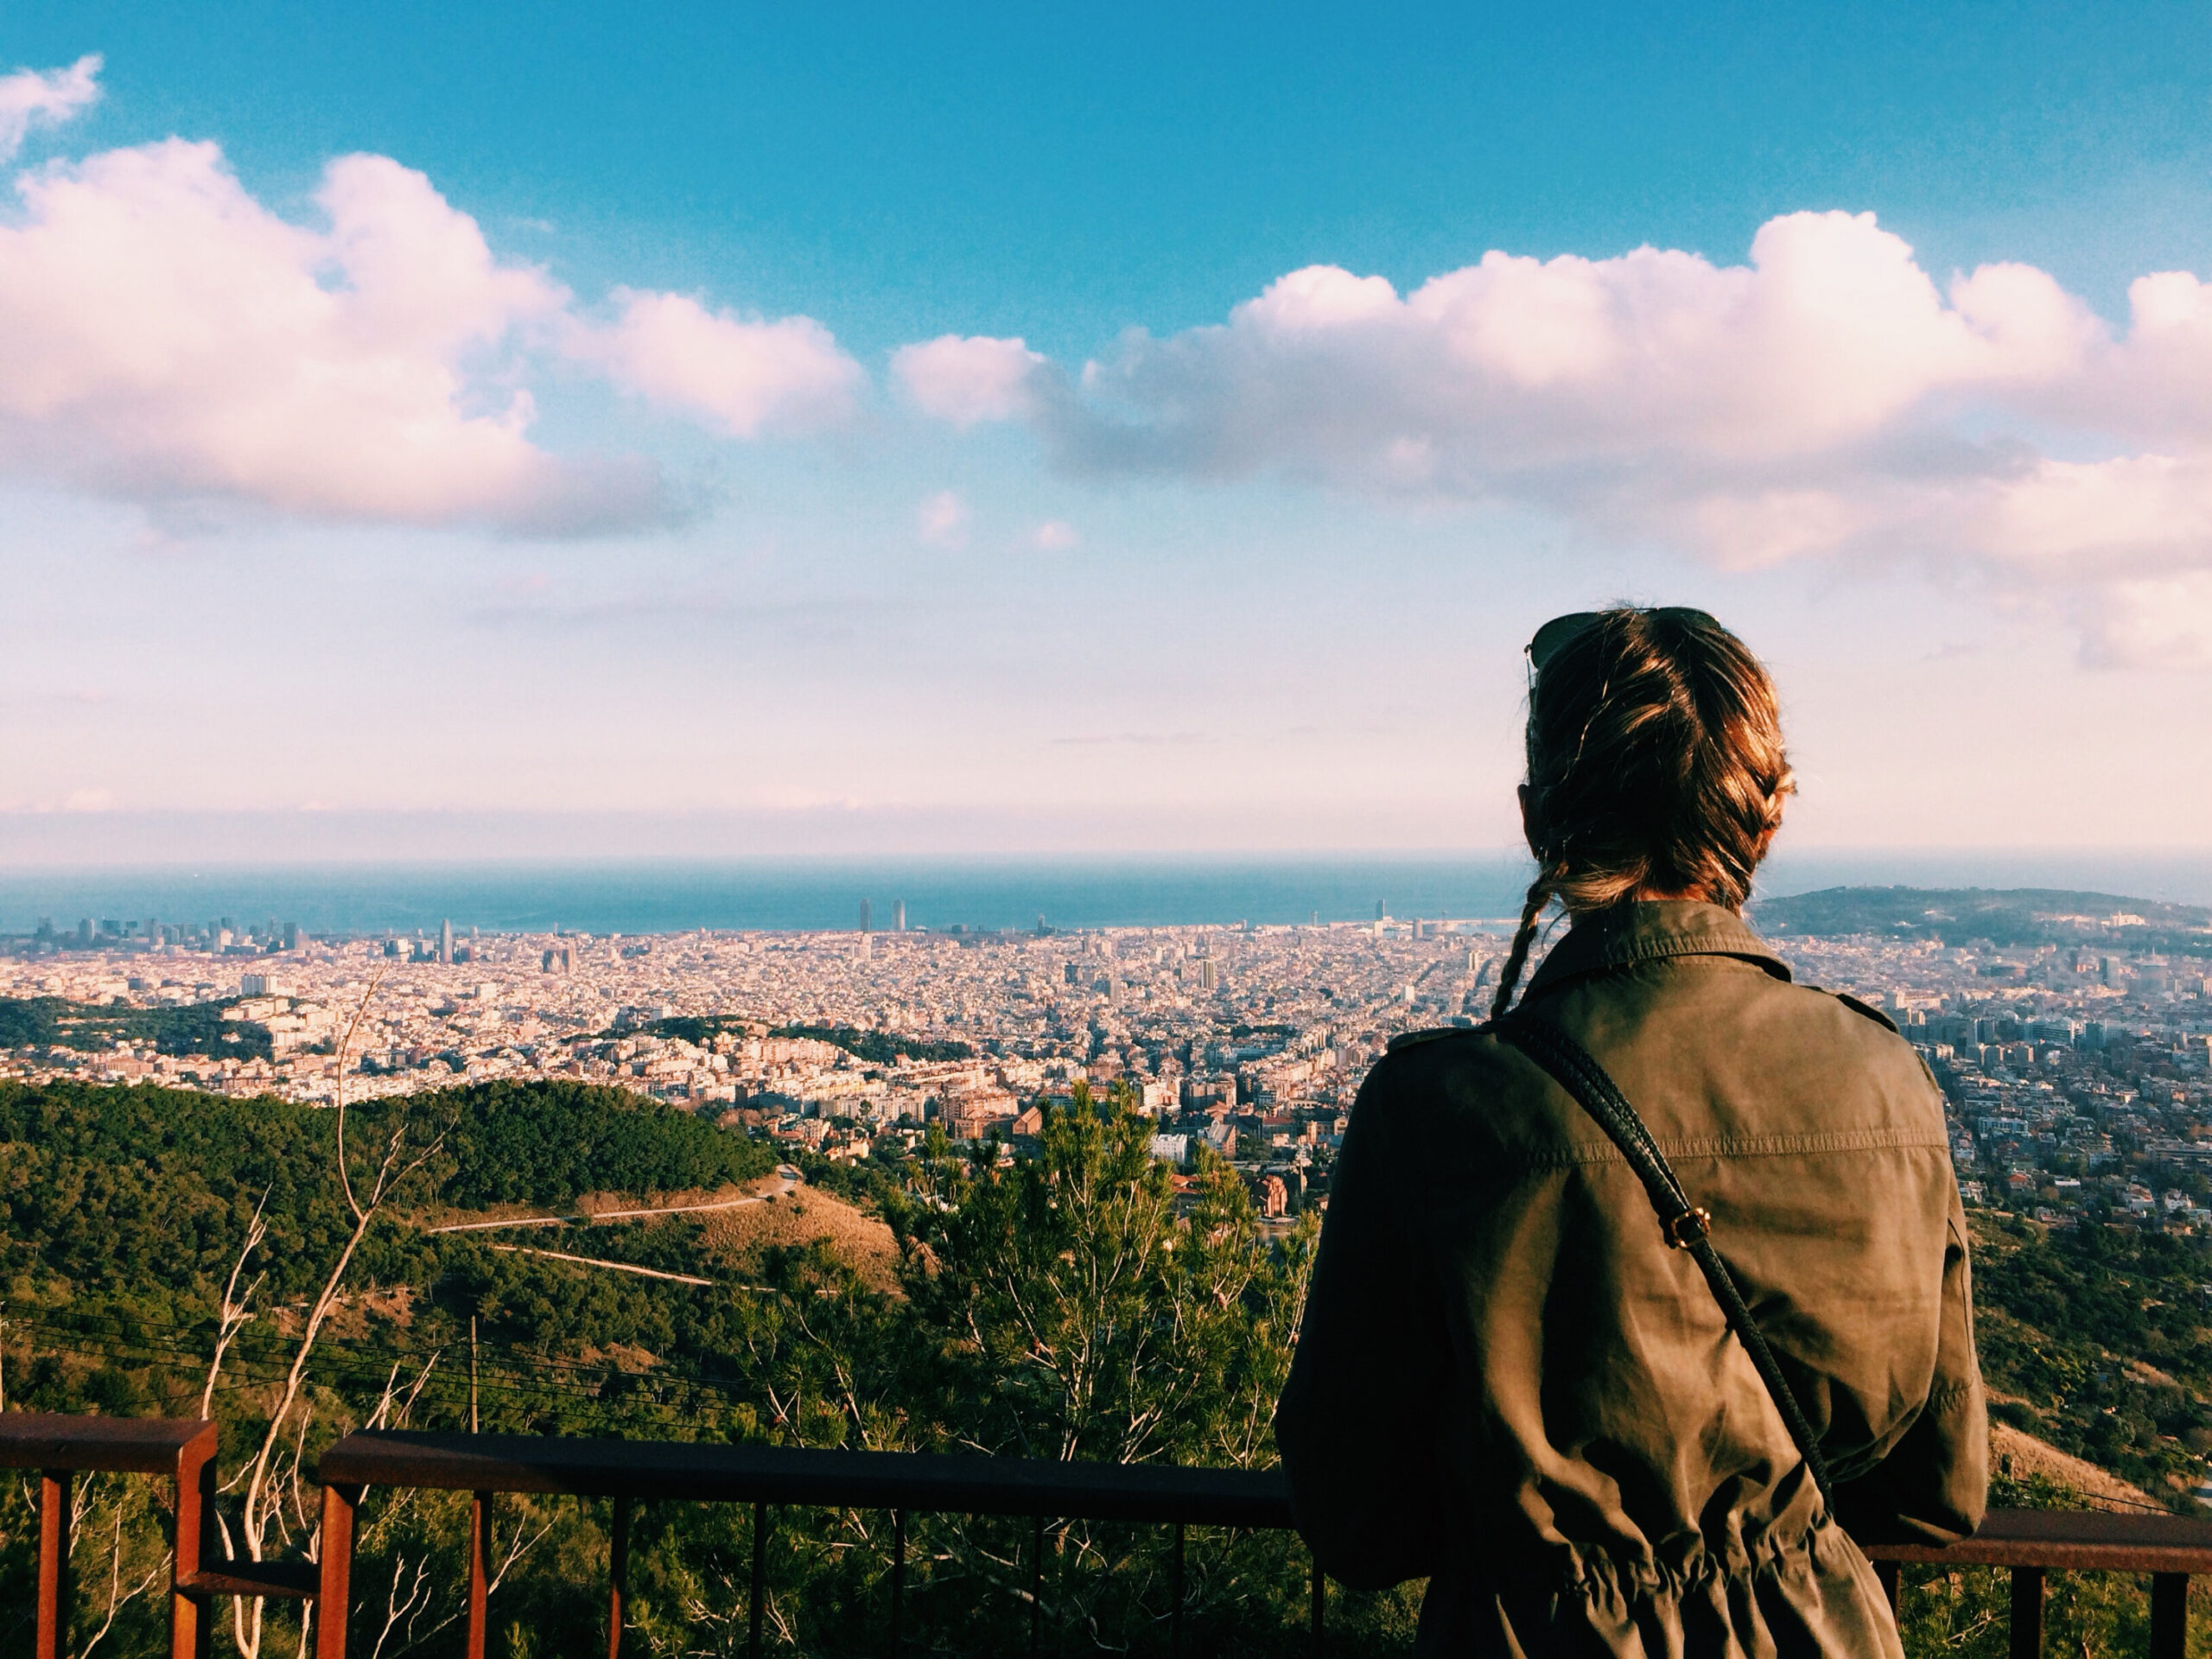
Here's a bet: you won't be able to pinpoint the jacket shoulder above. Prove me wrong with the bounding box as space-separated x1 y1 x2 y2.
1385 1023 1485 1054
1787 981 1904 1034
1832 991 1901 1033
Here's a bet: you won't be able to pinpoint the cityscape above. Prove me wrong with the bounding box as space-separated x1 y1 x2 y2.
15 4 2212 1649
8 893 2211 1234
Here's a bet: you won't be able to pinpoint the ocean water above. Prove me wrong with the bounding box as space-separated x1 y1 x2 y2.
3 850 2210 938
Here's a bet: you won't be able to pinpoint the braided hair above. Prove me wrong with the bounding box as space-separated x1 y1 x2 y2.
1489 608 1793 1018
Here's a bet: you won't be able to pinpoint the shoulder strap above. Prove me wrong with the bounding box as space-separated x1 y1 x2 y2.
1492 1011 1834 1508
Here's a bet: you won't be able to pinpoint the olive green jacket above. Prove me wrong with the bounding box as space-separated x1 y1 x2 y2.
1275 902 1985 1657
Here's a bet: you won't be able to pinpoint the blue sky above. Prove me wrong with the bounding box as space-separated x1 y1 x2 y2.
7 3 2212 861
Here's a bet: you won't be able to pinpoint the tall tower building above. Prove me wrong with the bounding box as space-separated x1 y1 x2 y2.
859 898 873 933
439 918 454 965
894 899 906 932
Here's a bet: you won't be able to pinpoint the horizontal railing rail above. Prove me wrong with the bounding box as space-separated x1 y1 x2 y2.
312 1431 1305 1659
12 1413 2212 1659
1866 1508 2212 1659
0 1411 321 1659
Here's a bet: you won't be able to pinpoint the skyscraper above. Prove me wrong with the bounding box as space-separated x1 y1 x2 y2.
859 898 873 933
894 899 906 931
439 918 454 965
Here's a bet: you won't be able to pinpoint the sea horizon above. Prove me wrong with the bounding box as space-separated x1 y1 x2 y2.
6 848 2212 938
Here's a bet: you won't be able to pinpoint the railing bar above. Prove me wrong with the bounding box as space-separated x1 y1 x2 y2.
747 1502 767 1659
467 1491 492 1659
1031 1514 1045 1659
607 1496 631 1659
315 1483 359 1659
37 1469 70 1659
1171 1519 1185 1659
889 1508 906 1659
1874 1557 1900 1618
174 1442 217 1659
2151 1571 2190 1659
2009 1565 2044 1659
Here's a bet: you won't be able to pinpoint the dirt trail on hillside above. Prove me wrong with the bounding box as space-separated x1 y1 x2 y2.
697 1186 904 1296
1992 1421 2169 1511
417 1170 796 1235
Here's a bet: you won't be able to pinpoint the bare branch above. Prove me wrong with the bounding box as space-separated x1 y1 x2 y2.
332 967 389 1226
77 1497 162 1659
366 1553 431 1659
201 1187 271 1420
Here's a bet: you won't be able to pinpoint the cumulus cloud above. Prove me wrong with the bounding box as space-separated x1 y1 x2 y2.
0 92 861 533
906 210 2212 663
1047 213 2102 489
891 334 1046 426
0 54 99 162
1031 518 1078 550
0 138 667 531
916 489 969 548
570 289 862 438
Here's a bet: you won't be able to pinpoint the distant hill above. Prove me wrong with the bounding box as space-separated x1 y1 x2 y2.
1751 887 2212 953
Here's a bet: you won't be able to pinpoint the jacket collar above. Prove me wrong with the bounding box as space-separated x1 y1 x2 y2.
1522 899 1792 998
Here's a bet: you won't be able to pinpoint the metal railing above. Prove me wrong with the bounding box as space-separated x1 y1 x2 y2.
309 1431 1306 1659
0 1411 316 1659
14 1414 2212 1659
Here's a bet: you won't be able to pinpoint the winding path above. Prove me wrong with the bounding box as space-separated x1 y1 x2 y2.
483 1244 717 1286
425 1166 800 1236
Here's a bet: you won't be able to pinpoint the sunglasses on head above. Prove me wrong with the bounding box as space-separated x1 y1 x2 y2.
1526 607 1723 673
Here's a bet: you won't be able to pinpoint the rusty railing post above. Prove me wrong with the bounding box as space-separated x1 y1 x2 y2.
1030 1515 1045 1658
36 1469 71 1659
888 1508 906 1657
747 1501 767 1659
2008 1565 2044 1659
1169 1520 1185 1659
1873 1558 1900 1618
2151 1572 2190 1659
172 1430 219 1659
315 1483 359 1659
467 1491 493 1659
607 1496 631 1659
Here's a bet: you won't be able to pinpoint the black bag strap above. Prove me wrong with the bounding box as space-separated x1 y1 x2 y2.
1493 1011 1834 1508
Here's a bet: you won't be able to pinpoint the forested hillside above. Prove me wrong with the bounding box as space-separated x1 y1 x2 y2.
3 1077 2208 1657
0 1079 1364 1657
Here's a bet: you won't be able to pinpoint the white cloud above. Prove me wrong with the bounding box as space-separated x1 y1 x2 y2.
0 55 100 163
0 139 664 531
938 209 2212 664
0 95 867 533
1049 213 2101 486
892 334 1046 426
1031 518 1078 550
917 489 969 548
570 289 862 438
2075 570 2212 668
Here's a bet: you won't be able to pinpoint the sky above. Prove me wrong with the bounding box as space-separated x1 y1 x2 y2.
8 2 2212 862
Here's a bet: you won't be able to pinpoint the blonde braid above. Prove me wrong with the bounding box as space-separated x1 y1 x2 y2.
1487 869 1556 1020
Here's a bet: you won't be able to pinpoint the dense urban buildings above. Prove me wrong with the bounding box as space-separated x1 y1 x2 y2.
4 899 2210 1230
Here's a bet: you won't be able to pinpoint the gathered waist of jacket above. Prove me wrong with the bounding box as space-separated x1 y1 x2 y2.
1459 1506 1858 1607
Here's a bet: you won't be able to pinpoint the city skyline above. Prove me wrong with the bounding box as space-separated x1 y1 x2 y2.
10 5 2212 857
